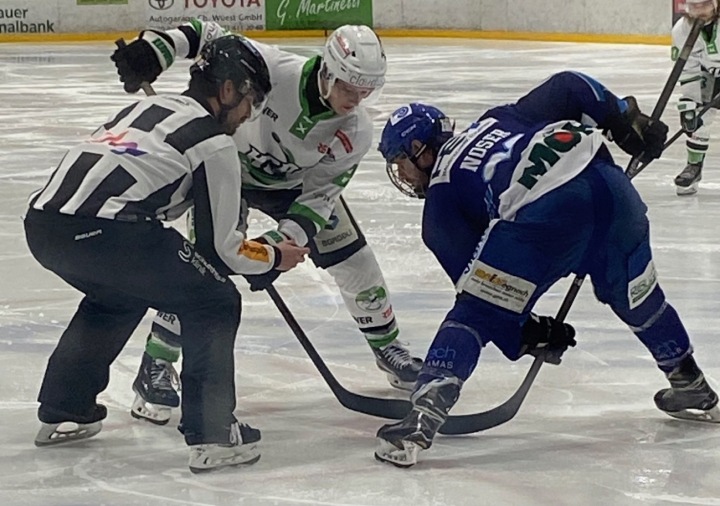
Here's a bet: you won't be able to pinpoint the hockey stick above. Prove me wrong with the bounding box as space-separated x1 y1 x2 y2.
265 285 512 434
626 17 703 178
630 90 720 178
265 286 415 419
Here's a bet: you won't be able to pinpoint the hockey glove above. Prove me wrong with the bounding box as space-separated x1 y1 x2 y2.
604 96 669 164
111 31 175 93
243 270 282 292
519 313 577 365
678 98 703 133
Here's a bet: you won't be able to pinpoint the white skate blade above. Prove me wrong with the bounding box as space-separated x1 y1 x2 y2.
35 421 102 447
385 372 415 392
374 438 421 468
188 443 260 474
130 393 171 425
664 404 720 423
676 182 699 196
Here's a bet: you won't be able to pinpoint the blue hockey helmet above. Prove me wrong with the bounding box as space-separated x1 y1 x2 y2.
378 103 454 198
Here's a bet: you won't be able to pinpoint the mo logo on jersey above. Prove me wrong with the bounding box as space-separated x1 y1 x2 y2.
517 122 592 190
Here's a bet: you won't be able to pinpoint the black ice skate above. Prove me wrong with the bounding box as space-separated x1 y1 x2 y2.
654 355 720 423
374 375 461 468
35 403 107 447
131 352 180 425
372 341 423 391
674 163 702 196
188 421 262 473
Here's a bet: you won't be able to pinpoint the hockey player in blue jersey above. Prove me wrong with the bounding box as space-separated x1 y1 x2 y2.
374 71 720 468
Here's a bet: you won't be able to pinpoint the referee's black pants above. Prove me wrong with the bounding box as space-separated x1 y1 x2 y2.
24 209 242 445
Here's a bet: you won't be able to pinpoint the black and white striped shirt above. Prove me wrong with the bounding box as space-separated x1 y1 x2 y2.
29 93 276 275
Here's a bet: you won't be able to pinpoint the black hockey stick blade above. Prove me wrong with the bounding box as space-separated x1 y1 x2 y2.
265 286 413 419
626 17 703 178
437 275 585 435
630 90 720 179
439 354 545 434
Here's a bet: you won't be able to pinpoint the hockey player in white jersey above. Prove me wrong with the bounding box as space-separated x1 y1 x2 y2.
111 21 422 424
374 72 719 468
672 0 720 194
26 36 310 472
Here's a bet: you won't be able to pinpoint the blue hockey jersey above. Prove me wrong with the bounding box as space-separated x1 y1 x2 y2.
423 71 625 284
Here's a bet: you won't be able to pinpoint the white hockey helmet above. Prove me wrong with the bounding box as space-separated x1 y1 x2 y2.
685 0 717 16
321 25 386 97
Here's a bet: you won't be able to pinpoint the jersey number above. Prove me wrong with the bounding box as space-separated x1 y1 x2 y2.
517 122 592 190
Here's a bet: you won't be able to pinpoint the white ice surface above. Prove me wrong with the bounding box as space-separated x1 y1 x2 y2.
1 38 719 506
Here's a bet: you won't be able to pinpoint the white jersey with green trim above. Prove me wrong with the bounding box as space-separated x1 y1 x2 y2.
672 16 720 102
161 20 374 245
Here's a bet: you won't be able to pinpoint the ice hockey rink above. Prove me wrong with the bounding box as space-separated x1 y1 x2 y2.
1 37 720 506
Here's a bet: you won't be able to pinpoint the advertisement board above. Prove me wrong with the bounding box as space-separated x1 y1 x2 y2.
146 0 265 32
265 0 372 30
0 3 58 34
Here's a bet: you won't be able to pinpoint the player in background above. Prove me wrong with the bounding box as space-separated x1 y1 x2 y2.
373 71 719 467
112 21 423 425
25 36 309 472
672 0 720 195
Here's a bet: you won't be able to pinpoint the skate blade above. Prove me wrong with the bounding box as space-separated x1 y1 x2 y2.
374 438 421 468
130 394 171 426
188 444 261 474
35 421 102 447
665 404 720 423
676 182 699 196
385 372 416 392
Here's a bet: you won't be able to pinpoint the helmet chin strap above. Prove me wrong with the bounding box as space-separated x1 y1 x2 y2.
318 67 334 103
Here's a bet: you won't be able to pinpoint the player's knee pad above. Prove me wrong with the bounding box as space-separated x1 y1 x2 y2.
309 197 366 269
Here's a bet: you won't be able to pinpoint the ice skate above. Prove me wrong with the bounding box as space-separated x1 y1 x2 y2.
188 421 262 473
674 163 702 196
130 352 180 425
655 355 720 423
372 341 423 391
374 375 461 467
35 404 107 447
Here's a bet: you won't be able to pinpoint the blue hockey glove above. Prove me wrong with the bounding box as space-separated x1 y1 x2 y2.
678 98 703 133
520 313 576 365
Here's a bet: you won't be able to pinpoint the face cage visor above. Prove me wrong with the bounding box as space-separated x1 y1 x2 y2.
238 78 269 121
384 145 428 199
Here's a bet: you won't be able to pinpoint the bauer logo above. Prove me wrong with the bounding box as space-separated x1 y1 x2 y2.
149 0 174 10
